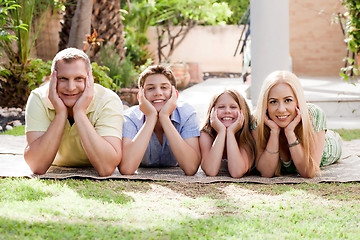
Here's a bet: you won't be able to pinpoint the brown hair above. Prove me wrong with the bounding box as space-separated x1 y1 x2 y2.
138 65 177 88
202 89 256 172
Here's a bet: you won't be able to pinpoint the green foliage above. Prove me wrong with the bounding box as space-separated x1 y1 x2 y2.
222 0 249 24
91 62 117 91
340 0 360 82
0 0 55 107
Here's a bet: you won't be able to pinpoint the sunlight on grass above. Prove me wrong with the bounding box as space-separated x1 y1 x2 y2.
0 179 359 239
0 125 25 136
334 128 360 141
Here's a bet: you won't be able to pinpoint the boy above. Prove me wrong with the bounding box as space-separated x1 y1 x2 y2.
119 65 200 175
24 48 123 176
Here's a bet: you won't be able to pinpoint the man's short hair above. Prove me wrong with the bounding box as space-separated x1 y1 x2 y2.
138 65 177 88
51 48 91 73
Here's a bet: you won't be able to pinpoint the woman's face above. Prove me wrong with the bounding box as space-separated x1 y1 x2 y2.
267 83 298 128
214 93 240 128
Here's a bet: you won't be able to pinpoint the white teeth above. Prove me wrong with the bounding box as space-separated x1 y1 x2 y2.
277 116 287 119
223 117 232 121
153 100 163 103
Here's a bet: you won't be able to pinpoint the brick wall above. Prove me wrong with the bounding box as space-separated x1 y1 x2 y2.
289 0 346 76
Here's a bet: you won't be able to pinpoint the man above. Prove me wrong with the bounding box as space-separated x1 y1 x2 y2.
24 48 123 176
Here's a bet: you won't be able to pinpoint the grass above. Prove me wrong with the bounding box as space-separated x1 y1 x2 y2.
0 178 359 239
0 125 25 136
2 126 360 141
334 128 360 141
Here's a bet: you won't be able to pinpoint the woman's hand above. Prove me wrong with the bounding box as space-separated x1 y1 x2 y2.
285 107 301 136
264 111 280 134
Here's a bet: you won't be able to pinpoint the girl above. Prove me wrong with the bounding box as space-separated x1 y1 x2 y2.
200 89 256 178
252 70 342 178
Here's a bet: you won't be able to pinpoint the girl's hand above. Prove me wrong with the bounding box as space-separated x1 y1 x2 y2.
285 107 301 136
138 87 157 117
227 110 244 134
73 71 94 113
210 108 226 133
48 71 67 115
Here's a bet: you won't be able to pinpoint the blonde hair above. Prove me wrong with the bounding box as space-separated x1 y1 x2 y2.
51 48 91 73
138 65 177 88
254 71 318 177
202 89 256 172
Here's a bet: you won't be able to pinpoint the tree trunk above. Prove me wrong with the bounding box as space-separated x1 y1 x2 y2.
67 0 93 49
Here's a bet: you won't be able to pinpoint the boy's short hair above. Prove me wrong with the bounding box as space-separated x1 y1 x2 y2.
51 48 92 73
138 65 177 88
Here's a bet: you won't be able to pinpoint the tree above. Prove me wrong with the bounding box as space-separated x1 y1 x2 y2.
59 0 125 62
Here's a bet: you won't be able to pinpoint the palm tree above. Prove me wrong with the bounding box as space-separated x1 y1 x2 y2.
59 0 125 62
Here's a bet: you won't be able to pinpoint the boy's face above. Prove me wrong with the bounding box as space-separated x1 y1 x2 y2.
56 59 87 109
143 74 172 112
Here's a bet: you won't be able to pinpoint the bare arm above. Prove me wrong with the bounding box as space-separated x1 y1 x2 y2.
200 109 226 176
24 71 68 174
253 116 281 177
226 110 250 178
119 87 158 175
24 114 67 174
159 86 200 175
200 131 225 176
72 72 121 177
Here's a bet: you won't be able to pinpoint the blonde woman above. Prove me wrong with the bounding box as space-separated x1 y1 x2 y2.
252 71 342 178
200 90 256 178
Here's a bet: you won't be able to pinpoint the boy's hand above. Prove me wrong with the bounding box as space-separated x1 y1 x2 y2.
138 87 157 117
210 108 226 133
227 110 244 134
159 86 178 117
48 71 67 115
73 71 94 113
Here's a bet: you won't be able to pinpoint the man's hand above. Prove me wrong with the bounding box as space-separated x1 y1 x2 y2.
138 87 157 118
73 71 94 113
227 110 244 134
48 71 67 115
159 86 178 118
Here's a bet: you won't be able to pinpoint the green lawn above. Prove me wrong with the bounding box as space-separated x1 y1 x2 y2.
0 179 359 239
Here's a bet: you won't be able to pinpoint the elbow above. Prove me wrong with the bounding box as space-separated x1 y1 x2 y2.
24 156 48 175
229 169 247 179
118 164 136 175
183 167 198 176
97 166 116 177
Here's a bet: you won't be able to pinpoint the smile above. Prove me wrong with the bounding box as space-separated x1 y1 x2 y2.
222 117 234 121
153 100 165 103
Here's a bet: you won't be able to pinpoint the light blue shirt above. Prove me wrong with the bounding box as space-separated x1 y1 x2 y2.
123 101 200 167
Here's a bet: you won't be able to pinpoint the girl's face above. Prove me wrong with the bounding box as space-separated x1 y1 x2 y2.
267 83 298 128
214 93 240 127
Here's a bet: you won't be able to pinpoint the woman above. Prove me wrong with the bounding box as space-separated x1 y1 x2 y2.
252 71 342 178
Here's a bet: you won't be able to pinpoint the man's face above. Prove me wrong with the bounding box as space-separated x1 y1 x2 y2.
56 59 87 108
143 74 172 112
